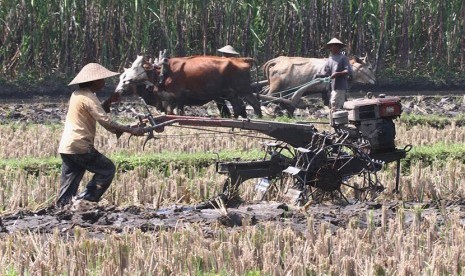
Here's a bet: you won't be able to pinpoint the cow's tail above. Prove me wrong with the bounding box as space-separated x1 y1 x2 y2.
261 57 280 82
261 59 272 81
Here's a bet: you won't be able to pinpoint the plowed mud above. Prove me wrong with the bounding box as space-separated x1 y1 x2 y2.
2 200 465 238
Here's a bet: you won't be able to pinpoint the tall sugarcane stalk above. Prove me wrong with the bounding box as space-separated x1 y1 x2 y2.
0 0 464 79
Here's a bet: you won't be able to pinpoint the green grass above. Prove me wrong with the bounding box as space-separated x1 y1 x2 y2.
400 114 451 129
0 149 265 174
402 142 465 168
398 113 465 128
1 142 464 175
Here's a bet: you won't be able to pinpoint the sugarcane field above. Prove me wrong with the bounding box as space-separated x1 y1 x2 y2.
1 1 465 275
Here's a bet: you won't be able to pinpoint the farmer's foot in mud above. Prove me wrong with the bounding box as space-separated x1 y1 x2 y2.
55 195 74 209
70 198 98 212
76 188 103 202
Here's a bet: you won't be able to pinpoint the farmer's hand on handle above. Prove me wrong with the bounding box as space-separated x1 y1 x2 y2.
128 117 149 129
314 73 327 79
115 125 145 139
102 93 121 113
127 126 145 136
330 70 348 79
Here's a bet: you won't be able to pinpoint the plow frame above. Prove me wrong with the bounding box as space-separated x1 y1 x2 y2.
139 114 409 205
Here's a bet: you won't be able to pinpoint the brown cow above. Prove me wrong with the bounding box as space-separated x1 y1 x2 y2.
115 55 262 118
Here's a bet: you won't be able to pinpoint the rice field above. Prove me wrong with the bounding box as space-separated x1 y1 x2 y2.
1 217 464 275
2 0 465 273
1 110 465 275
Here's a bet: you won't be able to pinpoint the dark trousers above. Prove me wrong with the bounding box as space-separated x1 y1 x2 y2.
56 148 116 207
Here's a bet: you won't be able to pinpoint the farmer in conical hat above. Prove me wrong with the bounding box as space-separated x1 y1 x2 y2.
56 63 145 208
319 38 353 111
217 45 240 57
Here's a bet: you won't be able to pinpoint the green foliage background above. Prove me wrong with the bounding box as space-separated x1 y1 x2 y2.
1 0 465 83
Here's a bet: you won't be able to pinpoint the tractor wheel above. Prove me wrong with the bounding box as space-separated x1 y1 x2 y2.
291 143 384 204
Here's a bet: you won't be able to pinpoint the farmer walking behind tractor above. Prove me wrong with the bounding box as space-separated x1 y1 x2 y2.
56 63 145 208
318 38 353 111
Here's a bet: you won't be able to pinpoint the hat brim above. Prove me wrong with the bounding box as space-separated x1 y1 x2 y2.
217 45 240 55
326 38 345 47
326 43 345 47
68 63 120 86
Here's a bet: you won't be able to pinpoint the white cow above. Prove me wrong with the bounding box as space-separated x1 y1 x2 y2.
262 55 376 97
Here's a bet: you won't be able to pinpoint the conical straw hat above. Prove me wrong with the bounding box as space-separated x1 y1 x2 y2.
217 45 239 55
326 38 345 46
68 63 119 86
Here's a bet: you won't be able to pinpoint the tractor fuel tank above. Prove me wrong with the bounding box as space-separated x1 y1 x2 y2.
377 96 402 118
343 98 379 121
343 95 402 121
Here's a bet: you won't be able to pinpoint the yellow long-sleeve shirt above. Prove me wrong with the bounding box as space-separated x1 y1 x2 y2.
58 88 122 154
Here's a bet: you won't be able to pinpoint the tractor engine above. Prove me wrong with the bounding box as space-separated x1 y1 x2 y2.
331 95 403 154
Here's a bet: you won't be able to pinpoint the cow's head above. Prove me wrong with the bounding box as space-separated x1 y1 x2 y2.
350 55 376 85
115 55 154 94
111 55 165 111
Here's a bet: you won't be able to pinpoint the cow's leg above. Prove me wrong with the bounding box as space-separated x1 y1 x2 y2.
242 94 262 117
215 99 232 117
228 97 247 118
177 105 185 116
172 103 185 115
163 102 175 115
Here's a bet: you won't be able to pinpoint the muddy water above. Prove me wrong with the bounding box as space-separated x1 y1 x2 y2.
1 200 464 237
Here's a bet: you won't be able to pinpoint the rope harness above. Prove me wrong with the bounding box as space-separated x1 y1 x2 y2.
260 77 331 105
